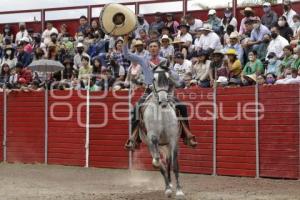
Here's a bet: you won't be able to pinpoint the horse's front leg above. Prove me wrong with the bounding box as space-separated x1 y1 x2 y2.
148 133 160 168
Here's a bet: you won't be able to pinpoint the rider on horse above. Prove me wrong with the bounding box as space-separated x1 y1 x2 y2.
123 35 197 150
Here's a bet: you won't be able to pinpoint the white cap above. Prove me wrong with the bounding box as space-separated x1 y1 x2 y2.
263 2 271 7
201 23 212 31
216 76 228 84
208 9 216 15
50 29 58 35
76 42 84 48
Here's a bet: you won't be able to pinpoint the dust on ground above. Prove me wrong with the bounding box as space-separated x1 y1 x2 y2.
0 163 299 200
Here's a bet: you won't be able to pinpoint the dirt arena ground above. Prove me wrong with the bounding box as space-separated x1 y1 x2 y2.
0 163 299 200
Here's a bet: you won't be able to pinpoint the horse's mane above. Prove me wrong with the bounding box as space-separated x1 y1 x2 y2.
157 71 169 87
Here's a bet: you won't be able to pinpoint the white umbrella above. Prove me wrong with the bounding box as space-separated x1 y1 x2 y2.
28 59 64 73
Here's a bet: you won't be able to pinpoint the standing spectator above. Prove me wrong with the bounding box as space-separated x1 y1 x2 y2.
160 35 174 60
191 51 210 88
221 8 238 32
42 22 58 46
135 14 150 38
173 52 192 79
185 14 203 36
73 43 90 70
77 15 90 36
207 9 222 34
266 52 281 76
278 15 294 42
16 43 32 67
134 39 149 57
1 45 17 69
197 23 222 55
283 0 297 28
261 2 278 29
150 12 165 33
242 50 264 76
225 49 242 81
224 32 244 64
165 13 179 36
239 7 255 35
267 26 289 59
15 22 29 44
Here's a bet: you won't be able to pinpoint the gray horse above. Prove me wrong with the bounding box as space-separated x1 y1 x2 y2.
141 64 185 199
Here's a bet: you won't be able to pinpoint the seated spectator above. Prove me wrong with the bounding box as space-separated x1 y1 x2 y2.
124 61 143 89
239 7 255 35
185 14 203 36
278 15 294 42
191 51 210 88
0 63 11 87
47 45 58 61
78 56 92 87
261 2 278 29
160 35 174 61
134 39 149 57
173 52 192 79
292 14 300 36
150 12 165 33
224 32 244 64
2 24 13 44
256 33 271 61
221 8 238 32
198 23 222 55
42 22 58 46
160 26 173 40
110 38 130 72
20 37 33 54
87 31 107 58
183 72 197 88
225 49 242 81
283 0 297 27
73 43 90 70
90 19 105 38
77 15 90 37
15 22 29 44
291 46 300 70
207 9 222 34
265 72 277 85
209 49 227 85
108 59 125 83
193 28 202 52
12 62 32 86
62 56 76 81
138 29 149 44
280 45 295 74
177 24 193 50
256 74 266 85
266 52 281 76
165 13 179 36
34 47 45 61
135 14 150 38
267 26 289 59
275 67 300 84
242 73 257 86
1 44 17 69
148 30 160 43
242 50 264 76
223 25 235 46
16 43 32 67
57 23 69 42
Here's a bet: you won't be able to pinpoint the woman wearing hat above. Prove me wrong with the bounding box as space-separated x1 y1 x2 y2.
209 49 228 86
1 45 17 69
225 49 242 82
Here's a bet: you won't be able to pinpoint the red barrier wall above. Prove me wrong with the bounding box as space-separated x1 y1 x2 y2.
1 85 299 179
6 92 45 163
0 92 3 162
48 90 86 167
89 91 129 169
216 87 256 177
259 85 299 179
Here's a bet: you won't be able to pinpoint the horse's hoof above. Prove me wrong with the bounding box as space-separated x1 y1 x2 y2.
165 188 172 198
152 158 160 168
175 190 185 200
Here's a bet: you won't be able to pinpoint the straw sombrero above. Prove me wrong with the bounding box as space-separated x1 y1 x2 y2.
100 3 137 36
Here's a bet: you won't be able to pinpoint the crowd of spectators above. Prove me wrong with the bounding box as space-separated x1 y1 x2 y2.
1 0 300 92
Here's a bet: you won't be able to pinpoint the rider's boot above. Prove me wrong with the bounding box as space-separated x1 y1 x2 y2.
180 120 197 148
125 126 141 151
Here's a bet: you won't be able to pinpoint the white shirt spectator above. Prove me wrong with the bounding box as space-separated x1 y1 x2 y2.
42 27 58 46
189 19 203 33
192 60 211 81
73 52 90 70
283 9 297 28
267 35 289 58
198 32 222 51
16 30 29 44
180 33 193 43
173 59 192 78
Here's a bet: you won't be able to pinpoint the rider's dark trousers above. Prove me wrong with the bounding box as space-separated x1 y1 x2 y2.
131 89 190 134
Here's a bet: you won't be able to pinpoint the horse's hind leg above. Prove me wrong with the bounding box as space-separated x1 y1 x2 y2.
172 147 185 199
159 162 172 198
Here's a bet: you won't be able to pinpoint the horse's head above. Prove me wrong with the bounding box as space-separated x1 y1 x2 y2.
152 60 170 108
